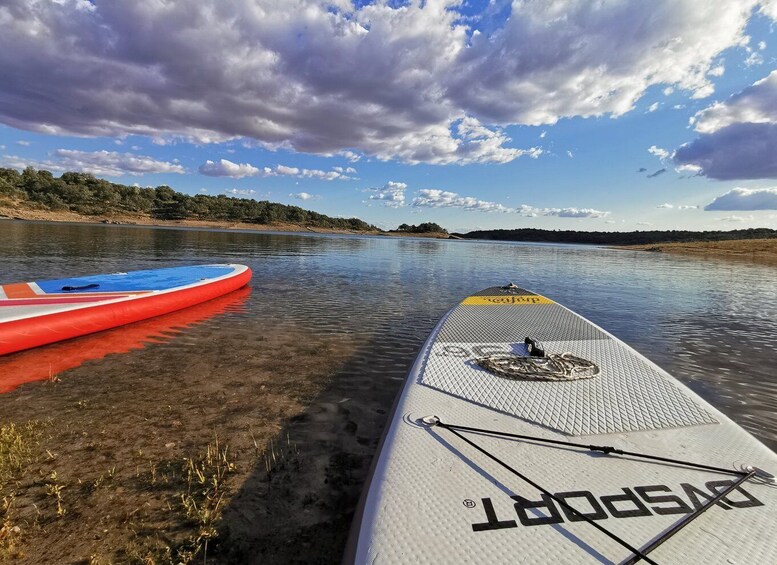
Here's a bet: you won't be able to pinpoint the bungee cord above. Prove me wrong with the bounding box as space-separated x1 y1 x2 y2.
425 416 759 565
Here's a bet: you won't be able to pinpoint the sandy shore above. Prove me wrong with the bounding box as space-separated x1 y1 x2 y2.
0 205 450 239
618 239 777 266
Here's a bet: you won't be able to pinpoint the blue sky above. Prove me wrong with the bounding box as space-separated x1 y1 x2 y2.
1 0 777 232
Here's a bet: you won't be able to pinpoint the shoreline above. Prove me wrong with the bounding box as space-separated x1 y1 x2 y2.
0 206 452 239
3 205 776 259
614 239 777 266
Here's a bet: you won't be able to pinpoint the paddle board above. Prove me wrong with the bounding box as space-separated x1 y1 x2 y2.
347 285 777 564
0 264 251 356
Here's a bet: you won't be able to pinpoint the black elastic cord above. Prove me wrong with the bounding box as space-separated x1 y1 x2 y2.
622 468 756 564
435 419 761 564
440 421 747 478
437 421 659 565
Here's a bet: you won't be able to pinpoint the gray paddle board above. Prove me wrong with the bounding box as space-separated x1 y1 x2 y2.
347 285 777 564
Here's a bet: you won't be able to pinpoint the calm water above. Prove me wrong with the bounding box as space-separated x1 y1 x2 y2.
2 219 777 450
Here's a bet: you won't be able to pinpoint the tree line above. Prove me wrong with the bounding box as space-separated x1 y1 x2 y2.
456 227 777 245
394 222 448 234
0 167 377 231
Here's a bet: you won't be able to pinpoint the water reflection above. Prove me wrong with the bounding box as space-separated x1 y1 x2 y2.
0 286 250 392
1 220 776 449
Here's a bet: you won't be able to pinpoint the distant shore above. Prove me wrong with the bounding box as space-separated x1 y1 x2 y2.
0 206 451 238
3 206 776 259
617 239 777 266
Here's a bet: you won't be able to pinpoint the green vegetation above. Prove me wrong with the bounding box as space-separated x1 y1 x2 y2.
0 167 377 231
457 227 777 245
395 222 448 234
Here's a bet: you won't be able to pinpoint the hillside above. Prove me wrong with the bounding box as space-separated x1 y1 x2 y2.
0 167 377 232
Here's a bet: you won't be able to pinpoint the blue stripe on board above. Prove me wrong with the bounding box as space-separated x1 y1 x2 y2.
35 265 236 293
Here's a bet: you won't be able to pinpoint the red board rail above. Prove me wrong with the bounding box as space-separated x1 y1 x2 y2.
0 265 251 356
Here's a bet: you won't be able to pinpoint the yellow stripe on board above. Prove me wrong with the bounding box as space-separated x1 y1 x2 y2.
462 295 554 306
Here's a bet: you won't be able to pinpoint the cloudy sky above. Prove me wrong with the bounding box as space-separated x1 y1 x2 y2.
2 0 777 232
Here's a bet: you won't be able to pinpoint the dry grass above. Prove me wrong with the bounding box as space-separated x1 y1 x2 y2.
618 238 777 266
0 420 50 559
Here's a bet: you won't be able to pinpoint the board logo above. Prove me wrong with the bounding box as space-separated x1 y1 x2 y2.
468 481 764 532
462 295 554 306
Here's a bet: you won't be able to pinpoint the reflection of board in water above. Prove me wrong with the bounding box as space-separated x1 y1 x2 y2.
347 285 777 565
0 285 249 393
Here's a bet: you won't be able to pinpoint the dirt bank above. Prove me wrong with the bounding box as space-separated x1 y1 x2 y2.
0 205 449 239
616 238 777 266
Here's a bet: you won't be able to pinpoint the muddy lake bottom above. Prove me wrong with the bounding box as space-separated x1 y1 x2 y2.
0 312 408 564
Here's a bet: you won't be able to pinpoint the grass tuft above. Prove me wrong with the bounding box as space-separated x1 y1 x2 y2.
0 421 47 489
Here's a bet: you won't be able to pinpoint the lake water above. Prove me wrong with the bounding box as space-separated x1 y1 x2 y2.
2 221 776 446
1 220 776 559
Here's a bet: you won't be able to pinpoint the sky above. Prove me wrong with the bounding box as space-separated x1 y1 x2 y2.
1 0 777 232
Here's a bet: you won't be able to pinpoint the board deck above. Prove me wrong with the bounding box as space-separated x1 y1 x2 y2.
348 285 777 564
0 264 251 356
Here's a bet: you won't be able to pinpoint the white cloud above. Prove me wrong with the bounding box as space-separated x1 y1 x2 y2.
274 165 300 176
198 159 353 181
648 145 670 160
265 164 353 181
301 168 345 181
413 189 512 212
223 188 256 197
539 131 547 139
546 207 610 218
16 141 31 146
199 159 260 178
760 0 777 20
637 221 654 226
339 151 361 163
411 189 608 218
705 187 777 210
745 51 764 66
365 181 407 208
718 214 754 222
647 102 660 113
663 87 675 96
657 203 701 210
290 192 318 201
0 155 48 171
566 150 574 158
0 1 771 165
1 149 185 176
691 71 777 134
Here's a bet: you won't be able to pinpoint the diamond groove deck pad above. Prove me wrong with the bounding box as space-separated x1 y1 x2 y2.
422 287 717 435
